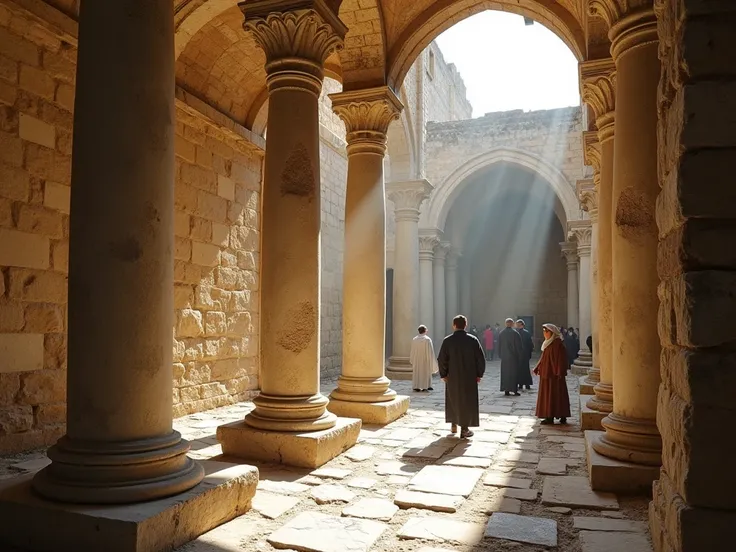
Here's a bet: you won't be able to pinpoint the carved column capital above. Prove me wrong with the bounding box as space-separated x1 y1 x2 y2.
418 234 440 261
568 220 593 256
433 241 451 264
330 86 403 155
583 131 602 188
577 179 598 223
241 0 347 95
387 179 433 223
446 247 462 270
580 59 616 142
588 0 657 60
560 241 579 268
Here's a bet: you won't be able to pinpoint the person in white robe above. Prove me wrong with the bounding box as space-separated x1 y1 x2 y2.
410 325 438 392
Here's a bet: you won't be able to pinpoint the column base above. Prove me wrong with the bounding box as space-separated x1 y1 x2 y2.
571 351 592 375
579 394 605 430
244 392 337 432
585 430 660 494
583 366 600 385
386 356 412 380
0 460 258 552
217 416 361 469
593 412 662 466
328 396 410 425
330 375 397 403
579 376 595 395
586 381 614 414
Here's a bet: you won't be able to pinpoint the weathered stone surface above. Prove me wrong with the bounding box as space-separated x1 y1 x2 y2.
251 492 300 519
257 480 310 495
387 475 411 486
375 461 420 477
344 445 375 462
573 517 647 532
485 496 521 514
546 507 572 515
346 477 377 489
450 441 499 458
267 512 386 552
472 431 510 444
537 457 568 475
310 484 355 504
397 517 484 545
579 530 653 552
312 467 351 480
483 472 532 489
541 476 619 510
441 455 491 468
484 513 557 547
501 487 538 501
342 498 398 521
498 450 540 464
408 465 484 497
394 489 464 513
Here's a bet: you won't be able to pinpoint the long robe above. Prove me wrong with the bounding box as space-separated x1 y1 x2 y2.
563 334 577 366
534 338 571 419
516 328 534 387
498 327 522 392
437 330 486 428
410 334 437 390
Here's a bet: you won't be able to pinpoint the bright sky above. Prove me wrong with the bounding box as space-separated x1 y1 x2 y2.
435 11 580 117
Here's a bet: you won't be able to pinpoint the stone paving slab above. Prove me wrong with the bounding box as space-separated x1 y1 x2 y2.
537 457 569 475
484 512 558 547
449 441 499 458
310 484 355 504
394 489 465 512
408 465 484 497
441 455 492 468
573 516 648 532
344 445 375 462
542 476 619 510
501 487 539 501
472 431 511 444
483 471 532 489
342 498 399 521
312 468 351 480
257 480 311 495
497 450 540 464
375 461 420 477
346 477 377 489
397 516 484 545
485 496 522 514
267 512 386 552
251 492 300 519
579 530 653 552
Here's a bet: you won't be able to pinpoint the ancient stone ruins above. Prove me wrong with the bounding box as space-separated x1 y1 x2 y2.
0 0 731 551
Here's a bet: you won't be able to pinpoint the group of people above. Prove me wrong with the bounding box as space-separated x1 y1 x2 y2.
409 315 572 438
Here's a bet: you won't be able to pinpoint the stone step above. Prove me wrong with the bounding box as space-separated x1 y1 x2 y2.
579 394 606 431
584 430 660 494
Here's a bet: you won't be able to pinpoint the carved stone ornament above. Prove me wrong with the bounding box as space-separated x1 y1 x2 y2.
560 241 579 265
568 221 593 252
387 180 434 217
577 179 598 219
241 1 346 75
330 87 403 153
588 0 658 59
418 235 441 258
580 59 616 133
583 131 602 185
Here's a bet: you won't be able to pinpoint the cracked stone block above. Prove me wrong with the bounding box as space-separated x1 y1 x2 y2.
394 489 465 513
342 498 399 521
397 516 484 545
484 513 557 547
267 512 386 552
310 484 355 504
483 472 532 489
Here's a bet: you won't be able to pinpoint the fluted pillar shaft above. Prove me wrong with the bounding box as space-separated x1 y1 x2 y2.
32 0 204 503
560 242 579 329
432 242 449 345
418 233 439 335
580 59 616 412
445 248 461 333
241 2 346 432
328 87 401 406
386 180 433 379
579 179 600 380
570 222 593 369
591 2 662 467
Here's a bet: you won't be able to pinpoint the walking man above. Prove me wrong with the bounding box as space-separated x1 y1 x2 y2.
498 318 522 396
410 325 437 392
438 315 485 439
515 319 534 390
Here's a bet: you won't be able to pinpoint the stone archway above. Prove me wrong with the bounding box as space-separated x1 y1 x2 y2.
423 147 580 232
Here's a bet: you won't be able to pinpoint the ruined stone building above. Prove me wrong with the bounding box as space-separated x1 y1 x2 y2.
0 1 732 552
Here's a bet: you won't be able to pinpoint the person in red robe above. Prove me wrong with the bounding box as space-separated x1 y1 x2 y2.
533 323 571 425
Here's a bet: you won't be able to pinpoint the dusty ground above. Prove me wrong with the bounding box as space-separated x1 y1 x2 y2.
0 360 653 552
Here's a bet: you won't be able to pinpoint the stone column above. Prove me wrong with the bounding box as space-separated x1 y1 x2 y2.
588 0 661 489
570 221 593 371
560 242 579 329
327 87 408 424
218 1 361 468
580 59 616 418
31 0 205 504
445 247 461 331
418 232 440 334
386 179 433 379
433 241 449 344
460 260 472 319
578 178 599 384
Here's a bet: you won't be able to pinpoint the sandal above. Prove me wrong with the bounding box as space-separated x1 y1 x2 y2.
540 418 554 425
460 429 474 439
450 424 457 434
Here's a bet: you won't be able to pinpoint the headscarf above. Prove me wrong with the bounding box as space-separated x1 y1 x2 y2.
541 323 562 351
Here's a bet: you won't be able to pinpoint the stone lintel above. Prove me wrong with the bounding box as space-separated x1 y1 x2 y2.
328 395 410 425
579 376 595 395
585 430 660 494
217 416 361 469
580 395 605 431
0 461 258 552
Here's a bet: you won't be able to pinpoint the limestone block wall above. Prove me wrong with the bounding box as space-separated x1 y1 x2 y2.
423 43 473 123
0 1 264 453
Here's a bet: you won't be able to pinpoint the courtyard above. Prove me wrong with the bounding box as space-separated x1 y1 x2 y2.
2 361 652 552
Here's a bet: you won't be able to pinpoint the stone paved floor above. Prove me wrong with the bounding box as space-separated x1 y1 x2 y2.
0 361 654 551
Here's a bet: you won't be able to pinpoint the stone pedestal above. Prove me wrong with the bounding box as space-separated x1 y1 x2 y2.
219 1 359 464
386 180 433 380
328 87 407 424
0 461 258 552
580 60 616 418
432 242 449 345
590 4 662 481
31 0 204 505
584 431 659 494
569 221 593 373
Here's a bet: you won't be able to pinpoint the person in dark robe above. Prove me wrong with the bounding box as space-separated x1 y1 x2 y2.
498 318 522 396
562 328 577 367
586 335 593 362
515 319 534 390
438 314 486 439
533 323 571 424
